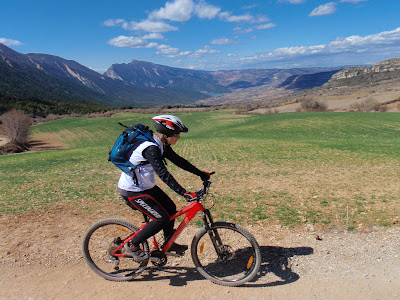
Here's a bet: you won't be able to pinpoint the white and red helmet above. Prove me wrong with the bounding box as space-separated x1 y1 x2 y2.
152 114 188 137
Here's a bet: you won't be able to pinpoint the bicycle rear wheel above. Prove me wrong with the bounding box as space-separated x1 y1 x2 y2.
82 218 149 281
191 222 261 286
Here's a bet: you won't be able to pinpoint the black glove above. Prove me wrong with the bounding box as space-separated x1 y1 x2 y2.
184 192 198 202
200 171 211 181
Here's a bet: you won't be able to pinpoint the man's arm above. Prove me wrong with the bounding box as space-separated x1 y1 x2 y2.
142 145 186 195
163 145 204 177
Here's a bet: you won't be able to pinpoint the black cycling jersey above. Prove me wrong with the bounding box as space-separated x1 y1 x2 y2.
142 144 204 196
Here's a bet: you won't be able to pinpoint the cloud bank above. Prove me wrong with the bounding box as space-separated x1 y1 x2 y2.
0 38 23 46
104 0 274 60
236 27 400 68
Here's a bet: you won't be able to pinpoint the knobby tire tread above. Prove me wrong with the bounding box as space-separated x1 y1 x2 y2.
82 218 149 282
190 222 261 286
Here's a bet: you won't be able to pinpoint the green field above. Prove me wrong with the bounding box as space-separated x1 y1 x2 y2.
1 111 399 230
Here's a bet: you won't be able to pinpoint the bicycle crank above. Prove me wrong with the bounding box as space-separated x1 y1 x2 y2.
150 250 168 266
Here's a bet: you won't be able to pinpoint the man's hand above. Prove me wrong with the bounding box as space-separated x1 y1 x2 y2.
184 192 198 202
200 171 211 181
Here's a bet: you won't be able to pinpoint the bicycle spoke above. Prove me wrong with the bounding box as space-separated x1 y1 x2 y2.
191 223 261 286
83 219 148 281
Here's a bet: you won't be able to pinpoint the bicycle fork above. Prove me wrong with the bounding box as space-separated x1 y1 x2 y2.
202 209 225 259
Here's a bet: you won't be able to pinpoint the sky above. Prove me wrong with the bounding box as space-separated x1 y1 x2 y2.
1 0 400 73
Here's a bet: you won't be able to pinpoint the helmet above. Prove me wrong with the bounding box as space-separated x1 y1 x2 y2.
152 114 188 137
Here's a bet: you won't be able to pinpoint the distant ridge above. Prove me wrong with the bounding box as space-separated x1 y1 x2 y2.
3 43 397 111
278 70 341 90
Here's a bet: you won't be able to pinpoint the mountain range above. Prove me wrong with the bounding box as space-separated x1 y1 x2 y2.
0 43 347 110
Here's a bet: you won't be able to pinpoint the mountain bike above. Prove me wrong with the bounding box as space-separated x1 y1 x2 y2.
82 179 261 286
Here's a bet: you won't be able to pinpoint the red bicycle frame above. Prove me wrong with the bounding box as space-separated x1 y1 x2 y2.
112 200 205 257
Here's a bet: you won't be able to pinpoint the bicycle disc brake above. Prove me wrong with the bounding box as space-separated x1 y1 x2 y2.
150 250 168 267
218 245 234 260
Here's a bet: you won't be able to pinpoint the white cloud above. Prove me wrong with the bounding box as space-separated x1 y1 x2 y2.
234 26 254 34
155 44 220 58
194 0 221 19
104 19 125 27
146 0 222 22
107 36 148 48
218 11 253 23
0 38 23 46
278 0 306 4
123 20 179 33
340 0 368 3
256 23 277 30
210 38 239 45
218 11 270 24
104 19 178 33
190 45 220 57
237 27 400 66
242 4 258 10
233 22 276 35
149 0 194 22
142 33 164 40
309 2 337 16
145 42 160 48
156 44 192 57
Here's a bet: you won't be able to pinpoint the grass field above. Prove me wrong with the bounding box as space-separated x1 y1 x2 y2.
1 111 399 230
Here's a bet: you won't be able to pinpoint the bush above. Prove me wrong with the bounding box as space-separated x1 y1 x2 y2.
300 99 328 111
0 109 33 150
350 98 388 112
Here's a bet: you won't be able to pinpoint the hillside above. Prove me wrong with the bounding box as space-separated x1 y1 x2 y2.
105 59 230 94
210 67 341 89
271 57 400 112
0 44 215 110
1 43 349 112
278 70 340 90
2 43 400 113
215 58 400 112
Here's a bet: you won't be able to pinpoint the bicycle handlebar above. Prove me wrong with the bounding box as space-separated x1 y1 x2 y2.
186 172 215 202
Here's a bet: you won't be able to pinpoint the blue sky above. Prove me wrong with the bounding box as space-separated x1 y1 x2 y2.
1 0 400 73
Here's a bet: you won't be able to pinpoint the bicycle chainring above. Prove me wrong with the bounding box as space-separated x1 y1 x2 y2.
150 250 168 266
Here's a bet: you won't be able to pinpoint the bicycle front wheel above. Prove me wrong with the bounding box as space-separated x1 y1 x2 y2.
191 222 261 286
82 218 149 281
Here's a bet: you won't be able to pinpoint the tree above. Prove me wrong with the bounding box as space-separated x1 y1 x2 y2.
0 109 33 149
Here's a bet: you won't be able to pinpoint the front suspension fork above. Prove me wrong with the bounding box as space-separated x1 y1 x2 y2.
202 209 224 257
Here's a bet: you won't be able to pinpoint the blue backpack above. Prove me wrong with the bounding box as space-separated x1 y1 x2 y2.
108 123 157 174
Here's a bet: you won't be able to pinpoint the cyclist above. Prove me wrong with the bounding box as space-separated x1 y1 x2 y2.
118 114 211 261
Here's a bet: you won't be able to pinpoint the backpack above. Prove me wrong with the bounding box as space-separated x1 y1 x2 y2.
108 123 157 174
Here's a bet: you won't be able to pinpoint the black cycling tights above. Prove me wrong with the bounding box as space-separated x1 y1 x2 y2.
120 185 177 247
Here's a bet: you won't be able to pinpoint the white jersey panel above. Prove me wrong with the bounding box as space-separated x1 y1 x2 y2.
118 136 163 192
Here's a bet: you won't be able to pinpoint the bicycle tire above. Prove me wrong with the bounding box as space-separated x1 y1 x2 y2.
191 222 261 286
82 218 149 282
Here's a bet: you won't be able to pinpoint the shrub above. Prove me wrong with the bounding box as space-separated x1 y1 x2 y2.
350 98 387 112
300 98 328 111
0 109 33 150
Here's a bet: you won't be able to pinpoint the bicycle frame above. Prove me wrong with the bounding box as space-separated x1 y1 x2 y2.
112 199 206 258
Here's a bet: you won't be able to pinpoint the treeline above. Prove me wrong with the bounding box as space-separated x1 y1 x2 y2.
0 93 111 117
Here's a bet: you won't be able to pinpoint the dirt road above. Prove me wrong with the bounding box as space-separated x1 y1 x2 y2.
0 210 399 299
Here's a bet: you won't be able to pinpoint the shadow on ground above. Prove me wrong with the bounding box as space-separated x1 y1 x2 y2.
29 140 64 151
134 245 314 287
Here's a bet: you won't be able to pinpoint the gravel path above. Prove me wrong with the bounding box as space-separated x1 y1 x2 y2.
0 211 399 299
